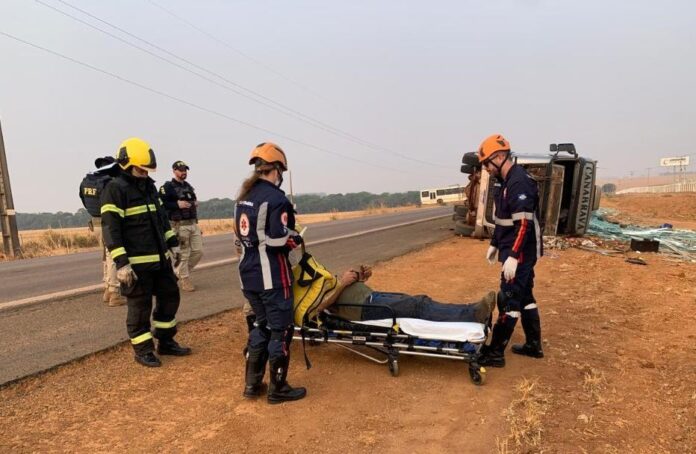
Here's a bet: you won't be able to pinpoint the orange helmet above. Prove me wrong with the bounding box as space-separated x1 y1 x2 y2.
478 134 510 163
248 142 287 171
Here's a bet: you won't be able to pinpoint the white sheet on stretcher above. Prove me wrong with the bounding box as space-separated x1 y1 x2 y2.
352 318 486 343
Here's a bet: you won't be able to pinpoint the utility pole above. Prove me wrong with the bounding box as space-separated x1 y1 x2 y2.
0 119 22 258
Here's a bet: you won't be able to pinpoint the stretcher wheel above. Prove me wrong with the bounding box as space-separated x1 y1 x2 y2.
469 365 486 386
388 357 400 377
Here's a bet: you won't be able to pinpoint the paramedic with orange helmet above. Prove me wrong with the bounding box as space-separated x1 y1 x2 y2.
476 134 544 367
234 142 306 404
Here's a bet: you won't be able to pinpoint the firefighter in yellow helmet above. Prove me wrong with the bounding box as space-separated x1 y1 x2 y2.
101 137 192 367
235 142 306 404
476 134 544 368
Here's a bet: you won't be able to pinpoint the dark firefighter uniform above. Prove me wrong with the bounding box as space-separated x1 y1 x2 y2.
490 163 543 356
101 171 181 355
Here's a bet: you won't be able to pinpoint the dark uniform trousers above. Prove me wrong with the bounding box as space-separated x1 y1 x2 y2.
498 256 538 332
243 288 294 363
126 262 181 355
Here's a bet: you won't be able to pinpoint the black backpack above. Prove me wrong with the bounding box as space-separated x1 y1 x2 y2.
79 172 113 217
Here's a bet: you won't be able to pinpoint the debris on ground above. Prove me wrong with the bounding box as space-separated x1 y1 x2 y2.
544 209 696 262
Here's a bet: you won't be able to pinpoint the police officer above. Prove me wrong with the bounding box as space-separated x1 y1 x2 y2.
476 134 544 367
160 160 203 292
79 156 125 307
235 142 306 404
101 137 192 367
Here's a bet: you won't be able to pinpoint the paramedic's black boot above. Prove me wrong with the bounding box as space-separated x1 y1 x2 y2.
512 311 544 358
245 314 257 334
477 323 514 368
267 356 306 404
157 339 192 356
243 348 268 399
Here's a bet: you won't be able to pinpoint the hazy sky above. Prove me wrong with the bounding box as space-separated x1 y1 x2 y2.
1 0 694 212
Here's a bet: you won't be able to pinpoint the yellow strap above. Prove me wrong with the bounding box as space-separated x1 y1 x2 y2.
153 319 177 329
110 247 126 260
124 204 157 216
131 332 153 345
129 254 161 264
165 230 176 240
101 204 124 217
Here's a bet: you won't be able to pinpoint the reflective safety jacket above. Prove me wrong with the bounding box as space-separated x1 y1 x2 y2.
491 164 543 263
235 179 295 293
159 179 198 221
101 172 179 271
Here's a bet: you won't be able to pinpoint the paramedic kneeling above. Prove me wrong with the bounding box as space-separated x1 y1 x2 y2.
235 142 306 404
314 265 497 323
476 134 544 368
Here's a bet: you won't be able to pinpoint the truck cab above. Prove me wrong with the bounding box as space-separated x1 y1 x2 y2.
460 143 601 238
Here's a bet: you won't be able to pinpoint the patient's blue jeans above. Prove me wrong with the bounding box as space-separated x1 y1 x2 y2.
361 292 478 322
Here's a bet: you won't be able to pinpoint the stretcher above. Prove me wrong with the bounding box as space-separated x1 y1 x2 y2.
293 303 490 385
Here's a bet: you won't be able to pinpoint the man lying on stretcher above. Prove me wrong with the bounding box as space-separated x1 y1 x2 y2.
312 265 496 324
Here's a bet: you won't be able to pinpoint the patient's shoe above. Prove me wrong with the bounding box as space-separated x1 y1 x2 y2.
474 291 497 324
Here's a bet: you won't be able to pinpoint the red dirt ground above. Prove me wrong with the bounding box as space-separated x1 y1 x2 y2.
1 195 696 452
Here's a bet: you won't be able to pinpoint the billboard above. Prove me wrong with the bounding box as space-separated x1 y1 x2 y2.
660 156 690 167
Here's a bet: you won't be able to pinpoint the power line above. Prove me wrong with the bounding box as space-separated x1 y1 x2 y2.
39 0 448 169
0 30 407 174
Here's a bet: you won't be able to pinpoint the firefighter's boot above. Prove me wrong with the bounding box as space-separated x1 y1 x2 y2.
267 356 306 404
157 339 192 356
243 347 268 398
135 351 161 367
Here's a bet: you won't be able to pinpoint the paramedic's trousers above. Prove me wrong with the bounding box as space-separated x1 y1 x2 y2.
362 292 478 322
124 265 181 355
243 288 293 362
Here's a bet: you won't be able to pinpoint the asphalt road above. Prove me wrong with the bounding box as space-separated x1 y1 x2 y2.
0 212 456 385
0 206 450 304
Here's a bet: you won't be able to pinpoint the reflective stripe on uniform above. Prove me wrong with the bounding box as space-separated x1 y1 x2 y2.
494 215 514 226
124 204 157 216
110 247 127 260
523 303 538 310
153 319 177 329
506 311 521 318
131 332 153 345
533 212 542 260
256 201 274 290
165 229 176 240
512 212 535 221
101 204 124 217
266 233 289 247
129 254 161 264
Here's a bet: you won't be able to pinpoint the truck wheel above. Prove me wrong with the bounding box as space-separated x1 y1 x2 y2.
455 221 474 236
454 205 468 217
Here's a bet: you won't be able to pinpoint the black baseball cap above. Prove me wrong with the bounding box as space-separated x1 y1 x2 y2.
172 160 190 170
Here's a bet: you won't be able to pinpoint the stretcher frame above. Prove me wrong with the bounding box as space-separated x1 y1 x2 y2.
294 303 490 385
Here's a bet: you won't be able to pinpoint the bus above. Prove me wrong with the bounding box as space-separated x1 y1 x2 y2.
420 185 466 205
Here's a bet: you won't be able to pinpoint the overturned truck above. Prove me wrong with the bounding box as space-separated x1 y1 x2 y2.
455 143 601 238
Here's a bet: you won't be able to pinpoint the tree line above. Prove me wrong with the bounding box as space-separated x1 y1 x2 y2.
16 191 421 230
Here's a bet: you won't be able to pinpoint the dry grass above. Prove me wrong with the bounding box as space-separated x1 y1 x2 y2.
6 228 101 259
1 205 424 261
497 377 550 453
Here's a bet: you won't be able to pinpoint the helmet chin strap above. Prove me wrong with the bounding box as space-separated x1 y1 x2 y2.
490 152 510 180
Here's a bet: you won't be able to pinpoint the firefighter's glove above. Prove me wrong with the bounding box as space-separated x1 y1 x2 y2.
502 257 518 282
286 234 303 250
170 246 182 268
116 264 137 288
486 246 498 265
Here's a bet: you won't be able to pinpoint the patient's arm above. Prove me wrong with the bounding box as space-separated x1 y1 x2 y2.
314 269 358 313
